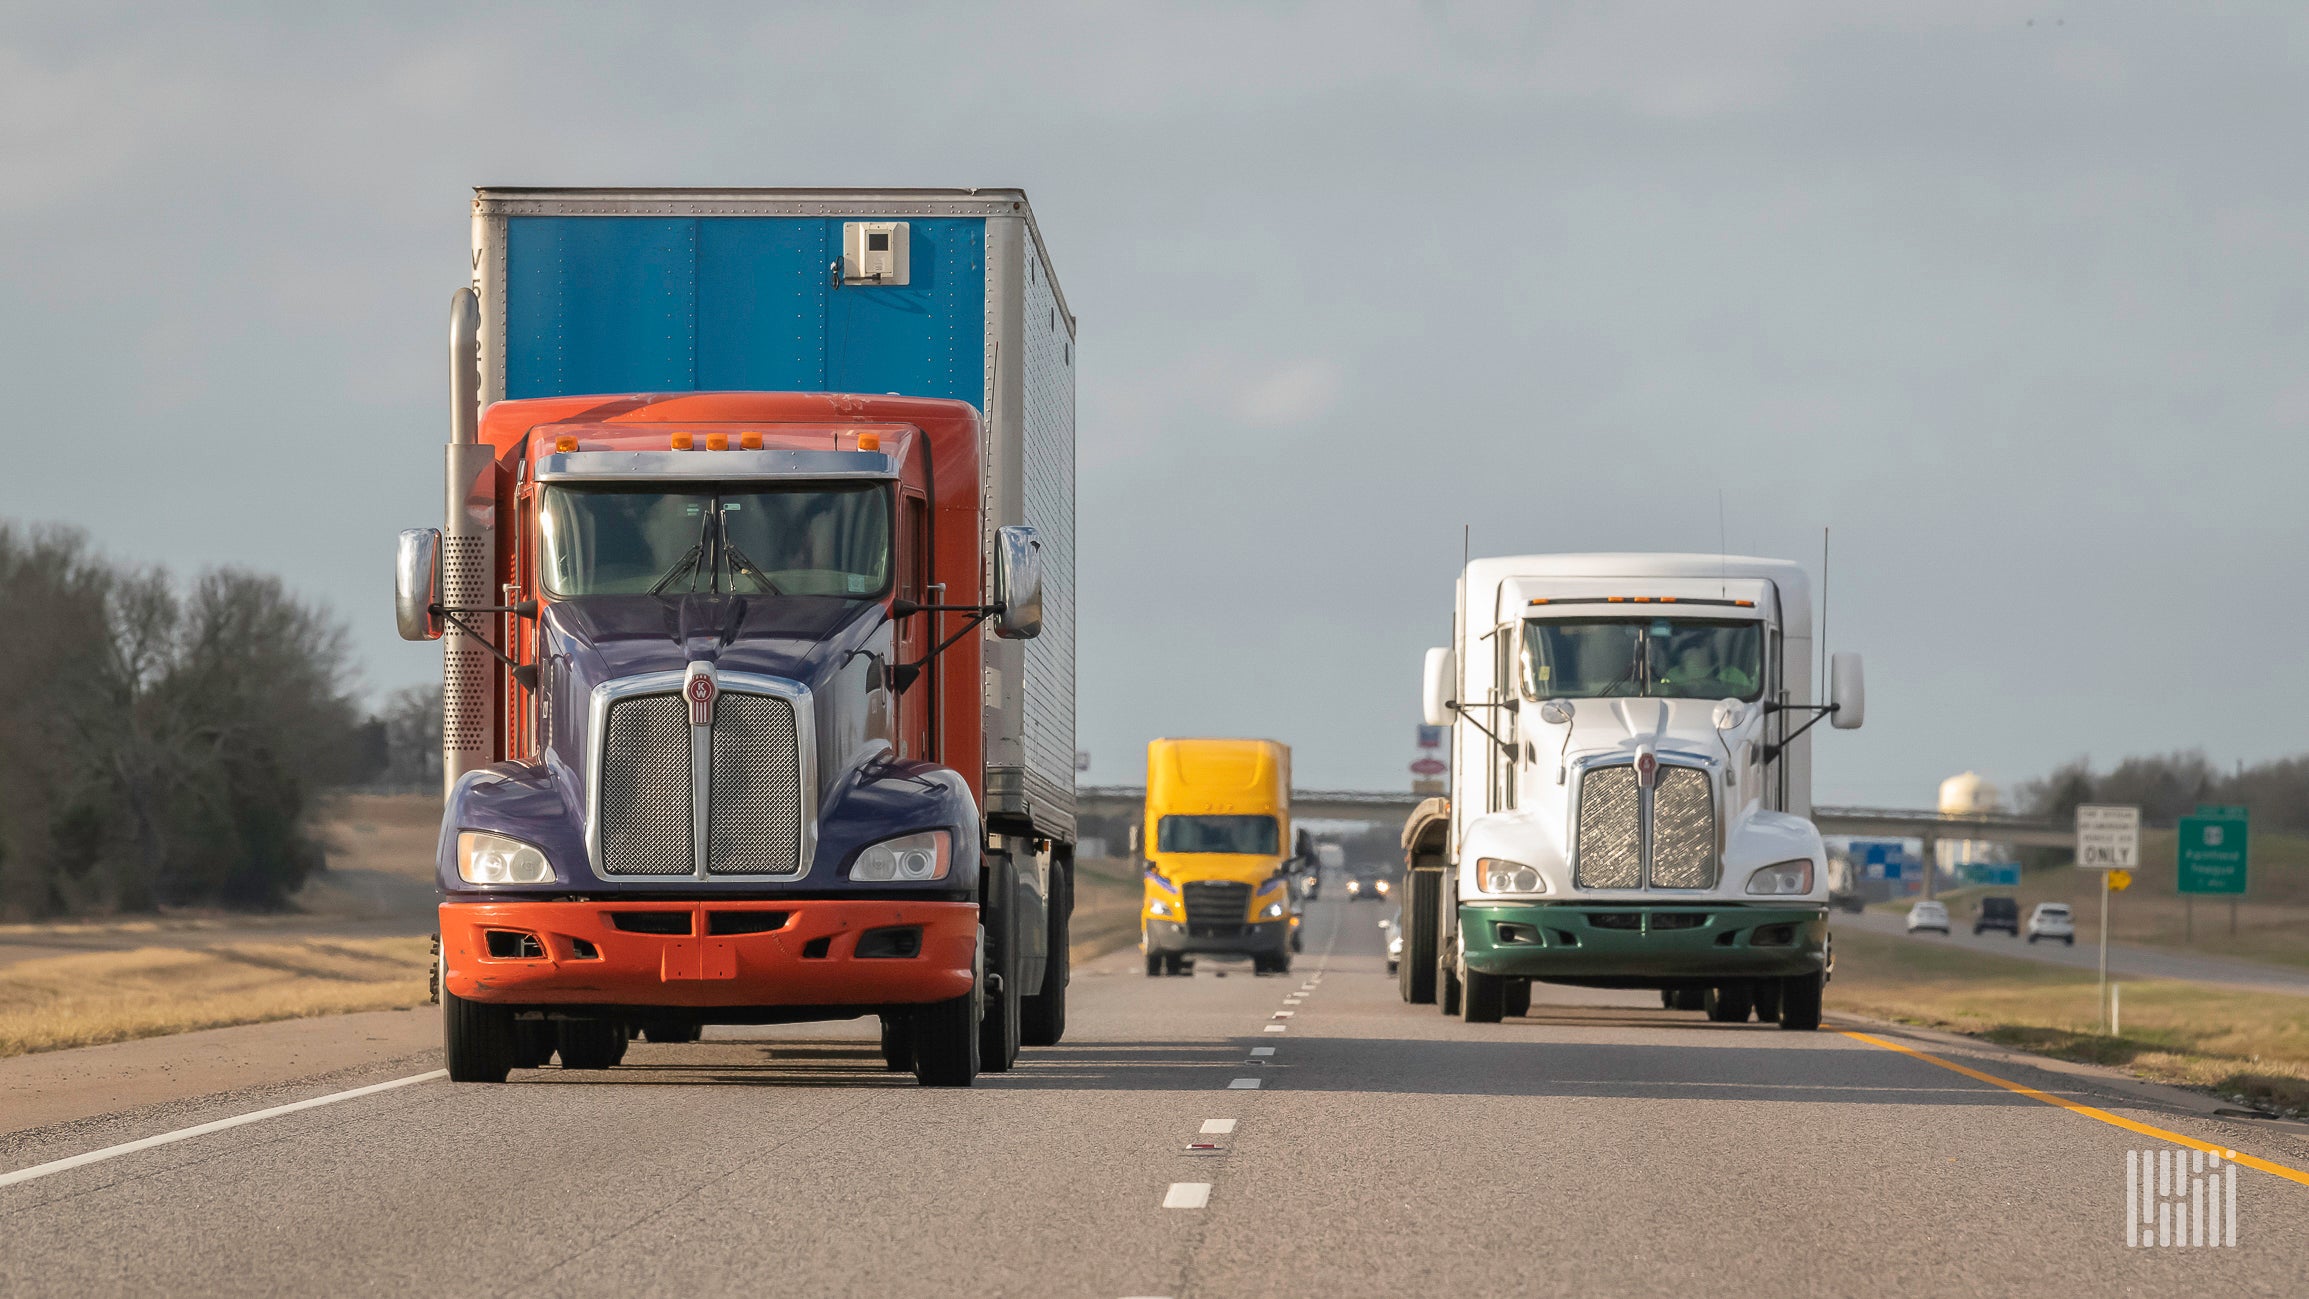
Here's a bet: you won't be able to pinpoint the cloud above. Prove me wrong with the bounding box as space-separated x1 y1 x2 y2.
1234 359 1344 429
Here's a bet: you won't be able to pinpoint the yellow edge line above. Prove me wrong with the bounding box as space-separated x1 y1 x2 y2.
1839 1030 2309 1189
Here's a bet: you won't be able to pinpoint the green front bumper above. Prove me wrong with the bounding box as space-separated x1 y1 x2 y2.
1459 903 1828 981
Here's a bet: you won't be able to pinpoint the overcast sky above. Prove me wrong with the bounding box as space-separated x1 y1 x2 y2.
5 2 2305 805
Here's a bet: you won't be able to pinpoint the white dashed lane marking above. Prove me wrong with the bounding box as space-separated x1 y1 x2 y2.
1201 1118 1237 1134
1271 1011 1293 1018
1229 1077 1262 1090
1163 1183 1212 1209
1250 1047 1275 1057
1264 1024 1287 1032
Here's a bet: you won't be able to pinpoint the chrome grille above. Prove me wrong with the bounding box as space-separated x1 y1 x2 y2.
1181 880 1252 932
708 692 804 876
1574 764 1643 889
598 693 692 876
1650 767 1718 888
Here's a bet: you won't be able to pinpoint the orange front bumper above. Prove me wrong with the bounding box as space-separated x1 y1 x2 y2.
441 898 977 1008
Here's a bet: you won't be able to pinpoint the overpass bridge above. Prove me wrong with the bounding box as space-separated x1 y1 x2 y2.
1079 787 2075 858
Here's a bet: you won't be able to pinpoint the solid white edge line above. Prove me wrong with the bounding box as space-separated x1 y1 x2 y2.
0 1070 448 1189
1162 1182 1212 1209
1201 1118 1237 1134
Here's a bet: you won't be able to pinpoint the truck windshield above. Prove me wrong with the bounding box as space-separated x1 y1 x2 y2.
1156 815 1280 855
538 483 890 598
1521 617 1764 701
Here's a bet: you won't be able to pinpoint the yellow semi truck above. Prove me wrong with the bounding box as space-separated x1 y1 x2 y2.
1141 738 1299 976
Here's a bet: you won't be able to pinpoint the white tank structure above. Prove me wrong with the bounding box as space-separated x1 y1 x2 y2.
1936 771 2011 881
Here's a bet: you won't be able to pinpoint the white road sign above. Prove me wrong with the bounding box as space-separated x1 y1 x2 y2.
2076 804 2140 870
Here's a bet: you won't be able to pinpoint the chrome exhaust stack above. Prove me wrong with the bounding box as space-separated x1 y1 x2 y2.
442 287 498 797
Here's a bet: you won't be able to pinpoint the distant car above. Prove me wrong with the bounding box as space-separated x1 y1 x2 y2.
1384 916 1403 973
1299 869 1322 902
1345 873 1393 902
2027 903 2076 945
1974 895 2020 936
1906 900 1951 935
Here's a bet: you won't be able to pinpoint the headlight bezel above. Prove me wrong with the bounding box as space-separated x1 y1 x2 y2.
849 830 953 883
456 831 556 885
1745 859 1816 895
1476 857 1548 895
1149 897 1177 918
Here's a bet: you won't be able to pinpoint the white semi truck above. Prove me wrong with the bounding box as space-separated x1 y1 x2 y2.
1399 554 1863 1028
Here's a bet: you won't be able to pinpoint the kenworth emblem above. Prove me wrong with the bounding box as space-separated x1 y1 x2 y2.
685 665 718 727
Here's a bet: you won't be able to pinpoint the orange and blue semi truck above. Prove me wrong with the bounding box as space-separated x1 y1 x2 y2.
1140 738 1299 976
394 188 1077 1086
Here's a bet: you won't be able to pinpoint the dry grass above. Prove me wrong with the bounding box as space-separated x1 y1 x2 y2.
0 937 432 1058
316 792 445 883
1072 856 1146 960
1830 927 2309 1115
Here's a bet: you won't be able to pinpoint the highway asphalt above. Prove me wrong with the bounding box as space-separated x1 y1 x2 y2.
1838 907 2309 997
2 902 2305 1297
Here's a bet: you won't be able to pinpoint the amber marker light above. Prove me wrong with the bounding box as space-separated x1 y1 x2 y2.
856 432 882 451
706 432 729 451
553 435 578 453
740 431 763 450
670 432 695 450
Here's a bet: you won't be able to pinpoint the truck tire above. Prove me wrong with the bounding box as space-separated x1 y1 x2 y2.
1778 971 1824 1031
510 1020 556 1069
1503 978 1532 1019
880 1013 916 1071
1671 986 1707 1011
1021 861 1070 1047
1400 869 1439 1005
639 1021 701 1044
442 986 515 1083
1461 965 1505 1023
1146 951 1164 977
912 993 980 1086
1704 983 1756 1024
914 929 984 1086
979 856 1023 1072
1165 953 1189 976
1439 957 1462 1016
1751 980 1783 1024
556 1020 625 1070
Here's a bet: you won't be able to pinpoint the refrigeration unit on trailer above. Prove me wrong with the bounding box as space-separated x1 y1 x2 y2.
1399 554 1864 1028
395 188 1077 1086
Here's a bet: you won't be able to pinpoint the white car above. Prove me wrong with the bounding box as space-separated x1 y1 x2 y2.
2027 903 2076 945
1906 900 1951 935
1384 918 1403 974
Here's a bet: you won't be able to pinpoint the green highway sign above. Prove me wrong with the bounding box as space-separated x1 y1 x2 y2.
2177 807 2249 896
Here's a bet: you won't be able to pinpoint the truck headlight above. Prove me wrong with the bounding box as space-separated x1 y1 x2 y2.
1478 858 1547 894
851 830 951 882
1149 898 1176 918
1746 860 1815 895
1261 900 1287 919
457 831 555 885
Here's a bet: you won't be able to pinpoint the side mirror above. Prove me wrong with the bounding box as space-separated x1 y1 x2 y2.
1538 699 1574 726
1829 651 1865 729
1421 646 1455 728
992 525 1042 640
1712 699 1747 731
395 528 444 641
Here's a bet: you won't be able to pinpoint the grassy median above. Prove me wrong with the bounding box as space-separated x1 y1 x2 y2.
0 937 432 1058
1829 927 2309 1116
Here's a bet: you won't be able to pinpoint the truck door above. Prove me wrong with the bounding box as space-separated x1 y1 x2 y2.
896 491 932 761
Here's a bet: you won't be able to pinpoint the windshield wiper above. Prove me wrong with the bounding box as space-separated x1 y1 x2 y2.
719 538 785 596
648 502 718 596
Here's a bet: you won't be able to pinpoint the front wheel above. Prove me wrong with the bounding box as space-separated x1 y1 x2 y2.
1145 951 1164 977
1461 965 1505 1023
1779 971 1824 1031
443 987 515 1083
912 992 979 1086
1503 978 1532 1019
